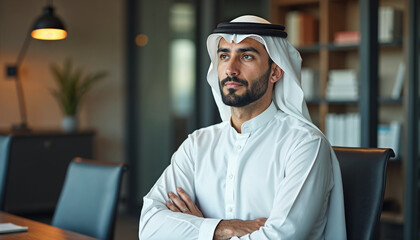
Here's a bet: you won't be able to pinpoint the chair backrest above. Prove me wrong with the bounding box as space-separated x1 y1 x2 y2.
333 147 394 240
0 136 12 210
52 158 125 240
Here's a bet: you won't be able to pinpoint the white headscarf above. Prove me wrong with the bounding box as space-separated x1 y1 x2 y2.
206 15 311 127
206 15 347 239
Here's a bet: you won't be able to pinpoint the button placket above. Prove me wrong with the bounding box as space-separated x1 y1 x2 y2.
225 154 236 218
228 173 234 180
224 133 250 218
236 144 241 150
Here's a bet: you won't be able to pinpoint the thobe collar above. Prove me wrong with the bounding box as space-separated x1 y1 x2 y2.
230 102 277 134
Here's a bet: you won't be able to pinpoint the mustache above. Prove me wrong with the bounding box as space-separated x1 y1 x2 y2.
220 76 249 87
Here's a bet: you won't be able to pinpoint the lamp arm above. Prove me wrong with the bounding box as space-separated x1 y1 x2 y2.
15 30 32 67
14 74 28 129
11 30 32 130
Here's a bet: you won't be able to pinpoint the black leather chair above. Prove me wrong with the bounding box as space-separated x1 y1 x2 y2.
333 147 394 240
52 158 126 240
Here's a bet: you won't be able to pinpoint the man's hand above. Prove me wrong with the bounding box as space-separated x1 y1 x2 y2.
166 187 266 239
166 187 203 217
213 218 267 240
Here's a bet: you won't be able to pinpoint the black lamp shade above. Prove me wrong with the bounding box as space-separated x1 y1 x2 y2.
31 6 67 40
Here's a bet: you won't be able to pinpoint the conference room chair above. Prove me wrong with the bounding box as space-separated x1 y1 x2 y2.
0 136 12 210
52 158 126 240
333 146 394 240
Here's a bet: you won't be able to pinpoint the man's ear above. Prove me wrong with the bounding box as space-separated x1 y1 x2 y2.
270 64 283 84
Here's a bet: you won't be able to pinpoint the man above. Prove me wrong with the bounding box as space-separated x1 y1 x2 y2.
139 15 346 240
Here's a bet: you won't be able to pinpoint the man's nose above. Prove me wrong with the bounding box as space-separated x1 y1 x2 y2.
225 59 240 77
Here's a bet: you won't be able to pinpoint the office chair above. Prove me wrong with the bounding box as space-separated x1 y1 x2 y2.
333 146 394 240
52 158 126 240
0 136 12 210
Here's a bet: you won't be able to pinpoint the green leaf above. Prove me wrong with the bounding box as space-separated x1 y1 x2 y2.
49 59 106 116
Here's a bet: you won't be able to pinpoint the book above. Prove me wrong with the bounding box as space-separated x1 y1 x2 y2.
326 92 358 100
301 68 318 100
326 113 361 147
379 7 403 43
378 125 392 149
334 31 360 45
285 11 317 47
328 69 358 82
286 11 299 46
346 113 360 147
299 13 317 46
390 121 401 158
391 62 405 99
326 70 359 100
0 223 28 234
353 113 361 147
326 114 336 145
378 121 401 159
337 114 346 146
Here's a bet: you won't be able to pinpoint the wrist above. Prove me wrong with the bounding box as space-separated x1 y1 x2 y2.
214 220 234 240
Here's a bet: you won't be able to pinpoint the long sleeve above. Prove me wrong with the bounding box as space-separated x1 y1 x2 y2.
231 136 337 240
139 104 346 239
139 136 221 240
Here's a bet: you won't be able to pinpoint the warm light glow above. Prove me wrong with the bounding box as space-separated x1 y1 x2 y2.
31 28 67 40
135 34 149 47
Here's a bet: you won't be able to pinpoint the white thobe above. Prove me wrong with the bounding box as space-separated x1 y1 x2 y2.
139 102 346 240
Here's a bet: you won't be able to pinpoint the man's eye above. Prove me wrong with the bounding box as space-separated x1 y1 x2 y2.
243 55 253 60
219 54 228 60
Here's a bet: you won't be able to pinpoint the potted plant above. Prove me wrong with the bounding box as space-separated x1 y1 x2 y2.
50 59 106 132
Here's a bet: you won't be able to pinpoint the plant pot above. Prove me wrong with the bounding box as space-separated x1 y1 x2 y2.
62 116 78 132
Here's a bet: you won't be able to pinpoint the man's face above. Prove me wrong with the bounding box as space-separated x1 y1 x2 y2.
217 37 272 107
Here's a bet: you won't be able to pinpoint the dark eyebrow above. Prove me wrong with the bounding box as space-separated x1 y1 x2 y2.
217 48 230 53
217 47 261 55
237 47 260 55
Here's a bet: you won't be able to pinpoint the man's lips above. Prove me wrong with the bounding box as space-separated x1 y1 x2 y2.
220 76 248 89
225 82 243 88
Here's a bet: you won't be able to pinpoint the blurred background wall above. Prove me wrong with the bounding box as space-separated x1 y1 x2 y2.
0 0 125 165
0 0 268 214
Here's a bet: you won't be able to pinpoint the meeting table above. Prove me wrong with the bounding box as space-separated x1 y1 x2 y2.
0 211 98 240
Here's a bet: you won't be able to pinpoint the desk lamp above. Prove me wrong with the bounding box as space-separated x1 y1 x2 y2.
6 2 67 131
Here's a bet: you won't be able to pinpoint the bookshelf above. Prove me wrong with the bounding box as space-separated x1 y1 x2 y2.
271 0 408 233
270 0 364 132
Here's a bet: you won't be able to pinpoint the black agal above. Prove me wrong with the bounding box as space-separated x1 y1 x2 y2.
213 22 288 38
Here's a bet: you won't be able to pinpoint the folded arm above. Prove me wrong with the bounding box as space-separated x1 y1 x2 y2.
229 136 334 239
140 132 335 239
139 137 221 240
167 187 267 240
165 136 334 240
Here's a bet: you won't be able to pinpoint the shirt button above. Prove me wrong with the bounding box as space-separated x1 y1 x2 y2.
228 207 233 212
236 145 242 150
228 173 234 180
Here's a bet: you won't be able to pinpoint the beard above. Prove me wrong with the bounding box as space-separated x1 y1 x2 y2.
219 67 271 107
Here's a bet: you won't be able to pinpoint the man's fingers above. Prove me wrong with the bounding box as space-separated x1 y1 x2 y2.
177 187 204 217
176 188 194 209
168 192 189 212
255 218 267 227
166 200 180 212
257 218 267 225
166 188 204 217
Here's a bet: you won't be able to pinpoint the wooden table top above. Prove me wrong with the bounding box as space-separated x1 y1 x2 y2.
0 212 98 240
